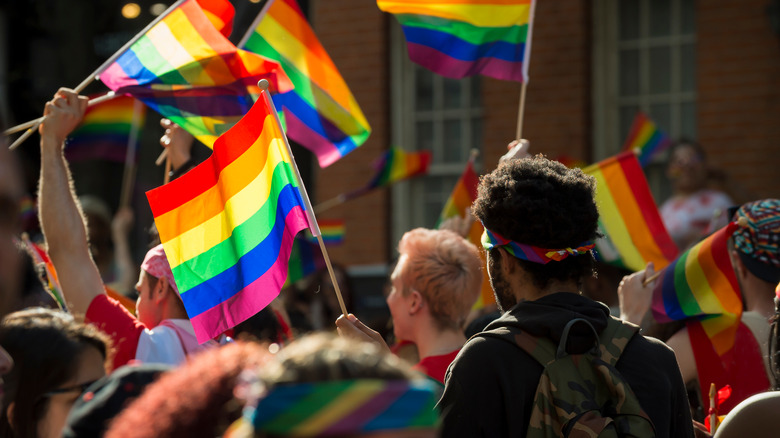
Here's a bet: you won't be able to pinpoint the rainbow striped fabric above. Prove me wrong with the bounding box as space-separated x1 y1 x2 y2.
312 219 345 245
66 95 145 163
249 380 439 435
651 221 743 357
98 0 291 148
436 160 494 309
241 0 371 167
146 90 310 343
583 152 679 272
344 147 431 200
286 236 325 286
622 112 673 167
20 236 66 311
377 0 536 82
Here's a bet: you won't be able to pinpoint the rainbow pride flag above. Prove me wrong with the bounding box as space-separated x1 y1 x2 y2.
146 90 311 343
583 151 679 272
312 219 345 245
622 112 673 167
99 0 291 148
436 160 495 310
66 95 145 163
343 147 431 201
20 236 66 311
286 236 326 286
650 221 743 356
377 0 536 82
240 0 371 167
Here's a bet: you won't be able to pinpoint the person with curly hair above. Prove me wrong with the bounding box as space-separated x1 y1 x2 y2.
437 155 694 437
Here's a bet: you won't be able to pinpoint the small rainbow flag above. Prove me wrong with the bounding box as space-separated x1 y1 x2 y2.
240 0 371 168
436 160 494 309
377 0 537 82
20 236 66 311
311 219 345 245
583 151 679 272
98 0 291 148
146 89 311 343
622 112 673 167
66 95 145 163
285 236 325 286
344 147 431 201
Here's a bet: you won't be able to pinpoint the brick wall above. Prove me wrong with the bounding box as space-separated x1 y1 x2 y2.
311 0 390 266
698 1 780 202
482 0 592 165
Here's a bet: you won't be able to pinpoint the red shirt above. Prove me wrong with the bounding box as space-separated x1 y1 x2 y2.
413 349 460 384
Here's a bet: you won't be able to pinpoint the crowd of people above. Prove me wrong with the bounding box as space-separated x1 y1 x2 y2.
0 87 777 437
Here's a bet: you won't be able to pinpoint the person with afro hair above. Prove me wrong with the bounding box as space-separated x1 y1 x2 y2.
437 154 694 437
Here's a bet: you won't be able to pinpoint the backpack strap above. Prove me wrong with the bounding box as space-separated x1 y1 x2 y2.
597 317 640 367
475 317 640 367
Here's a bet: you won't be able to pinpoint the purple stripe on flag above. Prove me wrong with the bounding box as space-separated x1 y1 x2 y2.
321 383 407 434
407 42 525 82
284 109 342 168
188 208 309 343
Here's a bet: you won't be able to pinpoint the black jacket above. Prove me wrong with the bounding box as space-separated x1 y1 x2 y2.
437 292 694 437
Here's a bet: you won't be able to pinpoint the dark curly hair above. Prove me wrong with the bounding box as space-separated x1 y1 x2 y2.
473 155 600 290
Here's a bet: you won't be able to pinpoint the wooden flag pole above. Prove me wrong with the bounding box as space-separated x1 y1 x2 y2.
7 91 119 149
163 156 172 185
313 194 347 214
258 79 349 317
119 99 144 208
515 82 528 140
7 0 187 151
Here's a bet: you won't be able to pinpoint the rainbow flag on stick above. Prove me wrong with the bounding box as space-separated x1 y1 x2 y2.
65 95 146 163
583 152 679 272
240 0 371 168
377 0 537 82
346 147 432 200
436 158 495 310
98 0 291 148
146 87 312 343
622 112 673 167
651 221 742 353
309 219 345 245
19 235 67 311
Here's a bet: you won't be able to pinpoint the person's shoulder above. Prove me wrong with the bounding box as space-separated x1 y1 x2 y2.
623 330 678 361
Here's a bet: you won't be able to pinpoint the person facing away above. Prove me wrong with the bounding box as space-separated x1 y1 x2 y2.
37 88 215 370
437 154 694 437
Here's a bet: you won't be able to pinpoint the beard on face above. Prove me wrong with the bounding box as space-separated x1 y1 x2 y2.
488 250 518 313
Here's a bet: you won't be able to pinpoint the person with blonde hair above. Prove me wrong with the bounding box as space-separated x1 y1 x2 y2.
338 228 482 384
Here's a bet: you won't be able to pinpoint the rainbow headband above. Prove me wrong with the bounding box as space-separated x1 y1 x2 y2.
235 379 439 436
481 226 595 264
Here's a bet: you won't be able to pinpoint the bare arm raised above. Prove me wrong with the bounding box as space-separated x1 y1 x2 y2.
38 88 105 314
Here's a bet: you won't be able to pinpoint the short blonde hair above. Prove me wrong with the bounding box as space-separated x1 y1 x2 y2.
397 228 482 330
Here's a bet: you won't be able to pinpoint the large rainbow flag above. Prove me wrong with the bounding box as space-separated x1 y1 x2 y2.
650 221 742 352
622 112 672 167
146 89 311 343
649 220 767 413
240 0 371 168
98 0 291 148
436 159 494 309
377 0 536 82
66 95 145 163
583 151 679 272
